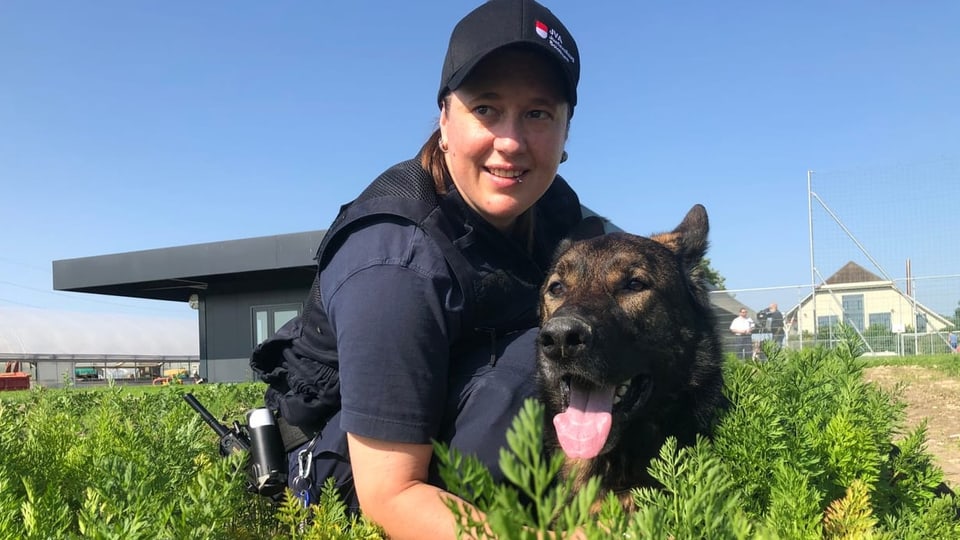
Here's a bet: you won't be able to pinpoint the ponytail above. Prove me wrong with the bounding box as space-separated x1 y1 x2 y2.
418 128 450 195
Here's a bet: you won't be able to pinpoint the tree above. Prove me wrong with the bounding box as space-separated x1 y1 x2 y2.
699 257 726 289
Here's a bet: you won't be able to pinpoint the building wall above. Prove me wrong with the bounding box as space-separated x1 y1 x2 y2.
202 287 310 382
35 360 79 387
795 282 948 333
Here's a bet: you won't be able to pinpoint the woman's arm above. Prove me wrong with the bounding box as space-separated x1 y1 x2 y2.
348 434 487 540
321 222 474 537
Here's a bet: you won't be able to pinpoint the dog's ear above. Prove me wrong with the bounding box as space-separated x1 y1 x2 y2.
651 204 709 268
568 215 607 242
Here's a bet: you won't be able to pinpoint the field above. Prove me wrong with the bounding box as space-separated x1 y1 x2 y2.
1 344 958 538
864 359 960 490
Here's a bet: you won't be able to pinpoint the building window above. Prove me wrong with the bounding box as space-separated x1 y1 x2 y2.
252 303 302 346
817 315 839 330
868 312 892 331
916 313 928 333
841 294 865 332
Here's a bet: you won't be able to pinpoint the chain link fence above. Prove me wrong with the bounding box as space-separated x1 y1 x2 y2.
712 157 960 358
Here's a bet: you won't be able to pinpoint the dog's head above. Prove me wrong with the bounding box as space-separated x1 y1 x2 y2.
537 204 717 460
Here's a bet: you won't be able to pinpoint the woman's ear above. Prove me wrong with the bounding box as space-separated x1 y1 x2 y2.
438 105 449 141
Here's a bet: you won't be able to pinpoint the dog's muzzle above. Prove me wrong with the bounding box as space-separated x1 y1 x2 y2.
539 315 593 362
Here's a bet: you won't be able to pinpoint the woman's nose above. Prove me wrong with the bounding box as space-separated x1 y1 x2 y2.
492 118 526 155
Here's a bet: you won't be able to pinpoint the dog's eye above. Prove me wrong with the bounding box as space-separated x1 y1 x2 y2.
547 281 566 297
625 279 648 292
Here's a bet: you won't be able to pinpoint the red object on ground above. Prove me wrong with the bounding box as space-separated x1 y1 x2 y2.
0 372 30 391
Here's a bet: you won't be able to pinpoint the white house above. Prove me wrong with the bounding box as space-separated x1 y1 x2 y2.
786 261 953 336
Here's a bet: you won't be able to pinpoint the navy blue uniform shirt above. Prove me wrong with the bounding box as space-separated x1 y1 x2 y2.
321 216 463 444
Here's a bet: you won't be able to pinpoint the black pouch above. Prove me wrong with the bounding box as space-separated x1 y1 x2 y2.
250 290 341 451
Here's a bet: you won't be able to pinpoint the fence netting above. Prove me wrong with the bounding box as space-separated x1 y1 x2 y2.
712 157 960 358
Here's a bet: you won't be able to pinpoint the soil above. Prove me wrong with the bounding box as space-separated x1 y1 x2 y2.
863 365 960 490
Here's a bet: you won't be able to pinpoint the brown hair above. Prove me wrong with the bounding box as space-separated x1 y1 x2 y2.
417 97 536 251
418 127 450 196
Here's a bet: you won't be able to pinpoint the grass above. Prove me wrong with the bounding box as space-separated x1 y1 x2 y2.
861 353 960 376
0 379 197 402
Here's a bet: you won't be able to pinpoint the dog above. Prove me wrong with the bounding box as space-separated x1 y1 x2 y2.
537 204 726 507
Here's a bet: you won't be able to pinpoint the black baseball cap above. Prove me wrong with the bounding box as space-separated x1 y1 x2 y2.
438 0 580 109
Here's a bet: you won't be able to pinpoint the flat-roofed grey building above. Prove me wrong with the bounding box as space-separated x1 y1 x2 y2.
53 230 326 382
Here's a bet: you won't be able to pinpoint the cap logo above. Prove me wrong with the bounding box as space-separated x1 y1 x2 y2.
535 20 549 39
536 20 575 65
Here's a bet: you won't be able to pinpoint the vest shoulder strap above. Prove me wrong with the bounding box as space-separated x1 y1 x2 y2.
313 159 477 320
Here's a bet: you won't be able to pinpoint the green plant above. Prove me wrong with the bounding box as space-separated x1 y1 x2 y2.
434 399 603 538
273 479 383 539
1 333 957 539
433 329 959 538
0 383 277 539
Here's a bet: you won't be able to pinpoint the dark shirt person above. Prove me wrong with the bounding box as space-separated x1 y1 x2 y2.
251 1 586 537
759 302 785 347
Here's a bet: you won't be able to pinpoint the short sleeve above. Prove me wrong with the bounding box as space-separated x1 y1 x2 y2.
320 219 462 444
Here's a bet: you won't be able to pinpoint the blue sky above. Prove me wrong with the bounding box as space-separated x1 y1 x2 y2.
2 1 958 320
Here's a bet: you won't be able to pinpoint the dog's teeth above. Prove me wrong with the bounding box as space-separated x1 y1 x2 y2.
613 394 622 405
616 384 629 397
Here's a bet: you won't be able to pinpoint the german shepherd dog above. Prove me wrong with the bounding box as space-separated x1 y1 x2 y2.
537 204 725 506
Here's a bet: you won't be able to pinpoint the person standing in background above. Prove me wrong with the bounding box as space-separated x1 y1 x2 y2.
760 302 785 347
730 308 755 359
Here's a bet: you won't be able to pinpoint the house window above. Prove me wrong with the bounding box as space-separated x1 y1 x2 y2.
817 315 839 330
916 313 928 333
868 312 892 331
252 303 302 346
841 294 865 332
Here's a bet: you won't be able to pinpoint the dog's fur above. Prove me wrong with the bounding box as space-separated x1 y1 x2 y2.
537 204 725 506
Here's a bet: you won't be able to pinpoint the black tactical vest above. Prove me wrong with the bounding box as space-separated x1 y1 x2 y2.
250 159 582 437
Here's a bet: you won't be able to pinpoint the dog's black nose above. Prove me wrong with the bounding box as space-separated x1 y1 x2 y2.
540 316 593 361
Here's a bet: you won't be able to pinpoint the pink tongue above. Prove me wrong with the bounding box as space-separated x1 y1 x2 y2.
552 383 615 459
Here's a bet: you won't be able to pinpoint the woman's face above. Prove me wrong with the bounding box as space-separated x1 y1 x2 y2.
440 48 569 232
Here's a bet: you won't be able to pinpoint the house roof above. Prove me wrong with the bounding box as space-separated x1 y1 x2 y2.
824 261 885 285
52 230 327 302
784 261 953 329
707 286 752 318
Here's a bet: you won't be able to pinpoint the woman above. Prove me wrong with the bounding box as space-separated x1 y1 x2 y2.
251 0 584 537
